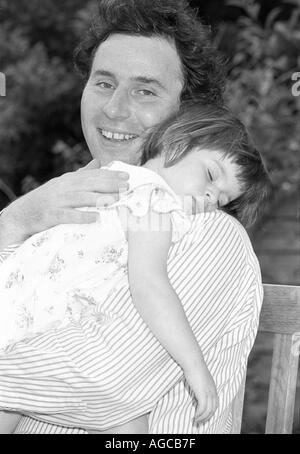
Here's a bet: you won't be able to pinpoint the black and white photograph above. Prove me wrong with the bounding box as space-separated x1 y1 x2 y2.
0 0 299 436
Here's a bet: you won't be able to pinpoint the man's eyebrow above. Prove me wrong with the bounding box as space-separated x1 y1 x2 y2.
131 76 166 91
91 70 115 79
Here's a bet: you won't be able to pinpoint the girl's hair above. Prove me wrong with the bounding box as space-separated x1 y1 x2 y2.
141 102 272 228
73 0 226 105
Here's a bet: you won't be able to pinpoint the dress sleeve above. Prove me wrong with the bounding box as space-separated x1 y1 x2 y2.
117 184 193 243
0 245 20 264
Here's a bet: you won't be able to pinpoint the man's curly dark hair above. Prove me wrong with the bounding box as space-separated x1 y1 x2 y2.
74 0 226 105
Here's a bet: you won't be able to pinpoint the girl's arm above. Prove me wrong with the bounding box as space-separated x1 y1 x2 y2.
126 209 205 374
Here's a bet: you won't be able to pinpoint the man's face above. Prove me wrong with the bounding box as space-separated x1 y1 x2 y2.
81 34 184 165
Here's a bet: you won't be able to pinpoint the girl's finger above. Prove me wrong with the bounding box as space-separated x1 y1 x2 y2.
195 398 217 424
194 400 207 422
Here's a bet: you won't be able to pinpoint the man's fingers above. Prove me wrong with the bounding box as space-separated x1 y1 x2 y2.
95 169 129 180
77 164 129 181
77 159 100 171
95 193 119 207
82 175 129 193
66 192 119 208
71 169 129 193
58 209 99 225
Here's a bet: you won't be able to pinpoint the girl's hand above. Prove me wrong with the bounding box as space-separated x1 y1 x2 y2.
184 364 219 425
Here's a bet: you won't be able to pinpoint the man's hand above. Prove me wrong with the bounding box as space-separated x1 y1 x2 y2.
0 160 129 248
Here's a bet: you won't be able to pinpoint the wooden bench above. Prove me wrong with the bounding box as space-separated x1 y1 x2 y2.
232 284 300 434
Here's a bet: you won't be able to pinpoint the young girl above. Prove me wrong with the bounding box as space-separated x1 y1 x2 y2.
0 103 269 433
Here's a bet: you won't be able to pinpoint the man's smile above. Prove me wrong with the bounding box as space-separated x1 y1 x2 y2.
98 128 139 142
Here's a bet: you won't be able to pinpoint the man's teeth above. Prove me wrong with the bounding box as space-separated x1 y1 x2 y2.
101 130 137 141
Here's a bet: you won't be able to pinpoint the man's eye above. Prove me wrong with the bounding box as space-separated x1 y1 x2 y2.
138 89 155 96
97 82 114 89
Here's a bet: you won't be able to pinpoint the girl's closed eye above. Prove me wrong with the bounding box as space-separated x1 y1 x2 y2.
207 169 214 182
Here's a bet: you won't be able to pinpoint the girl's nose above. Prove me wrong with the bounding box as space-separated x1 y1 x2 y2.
102 89 131 120
205 187 220 207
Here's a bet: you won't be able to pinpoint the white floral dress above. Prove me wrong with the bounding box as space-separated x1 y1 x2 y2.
0 161 192 350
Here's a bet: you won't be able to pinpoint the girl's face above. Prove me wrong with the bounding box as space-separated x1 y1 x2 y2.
159 148 243 214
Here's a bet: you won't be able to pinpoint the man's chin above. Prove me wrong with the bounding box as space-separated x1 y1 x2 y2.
92 148 141 167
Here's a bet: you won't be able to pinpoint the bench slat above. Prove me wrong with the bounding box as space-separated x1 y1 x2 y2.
259 284 300 334
265 333 300 434
231 284 300 434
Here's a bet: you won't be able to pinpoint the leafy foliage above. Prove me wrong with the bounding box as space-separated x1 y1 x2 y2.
0 0 95 201
216 0 300 206
0 0 299 215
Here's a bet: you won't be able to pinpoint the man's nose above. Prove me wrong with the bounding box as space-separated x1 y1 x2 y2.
102 88 131 120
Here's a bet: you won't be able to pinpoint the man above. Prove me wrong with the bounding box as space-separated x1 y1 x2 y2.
0 0 264 434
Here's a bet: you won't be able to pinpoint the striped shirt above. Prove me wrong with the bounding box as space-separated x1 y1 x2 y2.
0 211 263 434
